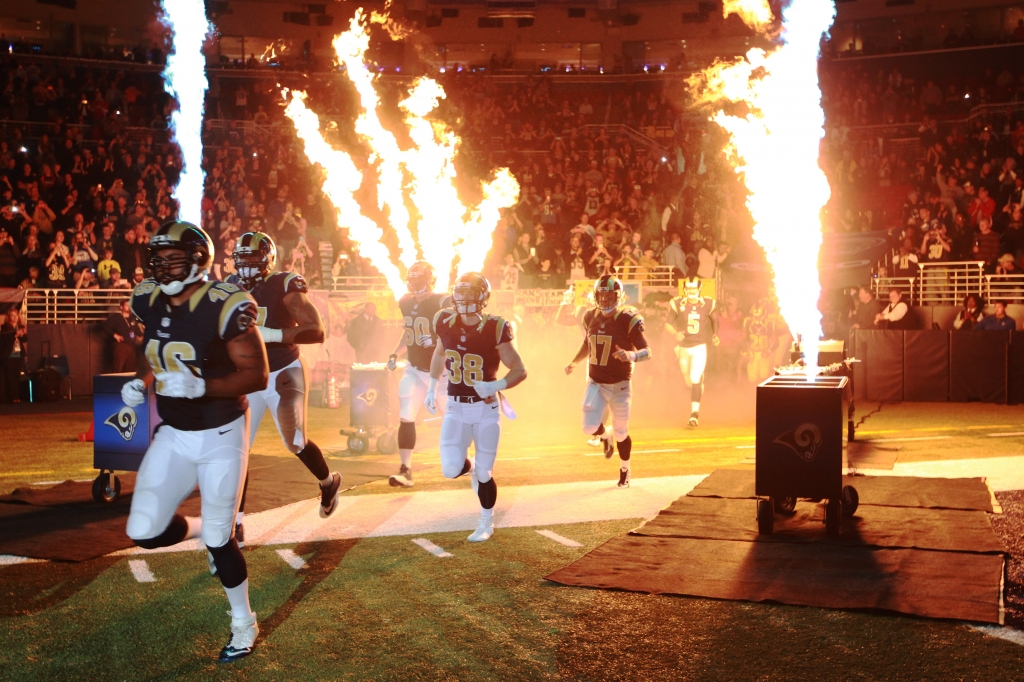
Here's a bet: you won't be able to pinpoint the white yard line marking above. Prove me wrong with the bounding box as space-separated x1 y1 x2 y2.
536 529 583 547
0 555 44 566
503 457 540 461
988 432 1024 438
864 436 951 444
735 445 755 450
972 625 1024 648
128 559 156 583
275 549 307 570
412 538 453 558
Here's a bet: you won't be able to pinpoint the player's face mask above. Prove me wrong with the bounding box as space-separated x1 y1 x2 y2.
408 274 430 295
233 251 267 287
685 283 701 302
453 286 485 315
151 248 204 296
595 289 620 314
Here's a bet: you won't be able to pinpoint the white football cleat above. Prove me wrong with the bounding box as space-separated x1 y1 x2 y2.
388 465 414 488
688 412 699 428
587 436 602 447
207 550 217 576
467 517 494 542
218 612 259 663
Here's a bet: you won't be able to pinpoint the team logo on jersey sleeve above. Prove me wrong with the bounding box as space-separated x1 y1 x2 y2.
773 423 823 463
104 406 139 441
356 388 378 407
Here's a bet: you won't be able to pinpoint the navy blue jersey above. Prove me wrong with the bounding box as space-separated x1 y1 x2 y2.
399 292 451 372
231 272 307 372
434 311 514 398
131 279 257 431
669 297 716 347
583 306 648 384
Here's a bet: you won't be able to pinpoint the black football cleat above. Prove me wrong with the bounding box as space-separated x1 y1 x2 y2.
319 472 342 518
218 613 258 663
617 467 631 488
602 434 614 459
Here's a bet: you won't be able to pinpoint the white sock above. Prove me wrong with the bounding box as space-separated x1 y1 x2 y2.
399 449 413 468
184 516 202 540
223 579 255 622
235 512 244 525
318 473 334 487
481 508 494 522
691 402 700 415
621 459 631 472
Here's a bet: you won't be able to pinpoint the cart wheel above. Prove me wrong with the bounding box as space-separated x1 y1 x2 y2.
347 434 370 454
772 496 797 515
848 421 855 442
825 499 841 538
376 431 398 455
841 485 859 518
757 499 774 535
92 473 121 503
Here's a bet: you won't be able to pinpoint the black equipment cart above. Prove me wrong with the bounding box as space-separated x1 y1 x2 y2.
339 363 399 455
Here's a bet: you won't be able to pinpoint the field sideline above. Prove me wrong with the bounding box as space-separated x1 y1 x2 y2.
3 397 1024 679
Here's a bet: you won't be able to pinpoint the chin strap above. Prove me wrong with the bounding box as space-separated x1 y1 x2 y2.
158 265 206 295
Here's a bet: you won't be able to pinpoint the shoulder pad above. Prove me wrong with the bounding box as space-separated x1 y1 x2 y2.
434 308 457 329
438 294 453 309
619 305 639 317
130 280 160 315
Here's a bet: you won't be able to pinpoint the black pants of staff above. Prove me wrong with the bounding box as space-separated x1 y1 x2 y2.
2 356 24 403
112 343 137 373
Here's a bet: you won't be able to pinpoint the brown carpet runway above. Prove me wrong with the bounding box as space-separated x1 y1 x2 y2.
547 468 1007 624
0 454 400 562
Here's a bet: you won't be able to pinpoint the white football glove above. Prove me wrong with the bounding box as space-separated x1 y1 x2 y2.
121 378 146 407
417 333 434 348
473 378 507 400
257 327 283 343
386 354 398 371
424 377 439 414
155 371 206 399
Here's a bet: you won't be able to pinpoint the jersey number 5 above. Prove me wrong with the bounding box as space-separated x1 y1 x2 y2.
145 339 198 392
403 316 431 346
687 312 701 335
589 334 613 366
446 350 484 386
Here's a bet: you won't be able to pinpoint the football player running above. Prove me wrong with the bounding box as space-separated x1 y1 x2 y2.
122 221 268 662
666 277 718 427
565 275 652 488
230 232 338 531
385 261 450 488
424 273 527 542
555 285 608 448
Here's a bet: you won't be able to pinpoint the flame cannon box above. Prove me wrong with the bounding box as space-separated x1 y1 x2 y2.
754 375 857 537
342 363 400 455
92 373 160 504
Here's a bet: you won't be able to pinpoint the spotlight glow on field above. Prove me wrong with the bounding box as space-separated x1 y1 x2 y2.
284 10 519 298
159 0 212 226
693 0 835 369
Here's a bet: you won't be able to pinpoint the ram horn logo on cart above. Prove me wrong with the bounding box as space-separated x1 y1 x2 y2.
104 407 138 441
356 388 378 407
773 423 823 463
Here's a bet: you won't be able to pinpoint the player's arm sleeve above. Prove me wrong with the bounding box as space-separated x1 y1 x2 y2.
628 314 651 357
709 301 719 336
219 291 260 341
282 272 308 295
497 317 514 345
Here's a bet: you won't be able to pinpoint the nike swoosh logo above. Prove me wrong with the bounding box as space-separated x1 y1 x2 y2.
219 429 232 435
281 380 292 386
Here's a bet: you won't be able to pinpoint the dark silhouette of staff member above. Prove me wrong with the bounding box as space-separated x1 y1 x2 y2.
346 301 385 364
0 308 28 402
102 299 144 373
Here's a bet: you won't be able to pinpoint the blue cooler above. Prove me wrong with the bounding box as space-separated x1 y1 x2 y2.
91 373 161 502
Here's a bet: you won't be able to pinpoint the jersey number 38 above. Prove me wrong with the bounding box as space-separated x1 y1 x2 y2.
445 349 484 385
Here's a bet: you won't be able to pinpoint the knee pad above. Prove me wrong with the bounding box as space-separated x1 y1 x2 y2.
207 538 248 589
398 421 416 450
441 457 471 479
691 382 703 402
131 514 188 549
296 440 329 480
617 435 632 461
201 517 235 549
477 478 497 510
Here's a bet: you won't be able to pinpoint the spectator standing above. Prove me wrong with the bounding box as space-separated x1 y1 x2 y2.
102 299 143 372
45 233 71 287
697 239 730 279
661 232 687 283
852 286 883 330
975 301 1016 331
0 308 27 403
107 268 131 290
500 253 523 290
953 294 984 330
973 217 1001 271
0 227 21 287
96 248 121 286
346 302 385 364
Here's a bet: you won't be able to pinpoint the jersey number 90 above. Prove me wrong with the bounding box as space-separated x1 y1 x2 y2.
445 350 484 386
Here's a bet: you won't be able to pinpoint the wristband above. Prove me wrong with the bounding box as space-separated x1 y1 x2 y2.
634 348 651 362
494 378 508 392
258 327 283 343
428 377 438 394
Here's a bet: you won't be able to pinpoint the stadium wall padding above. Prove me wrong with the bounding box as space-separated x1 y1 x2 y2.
25 324 107 396
949 331 1008 404
862 330 904 402
903 331 949 402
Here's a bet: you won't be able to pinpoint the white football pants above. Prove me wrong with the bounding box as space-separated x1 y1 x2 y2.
247 357 308 453
675 344 707 387
126 413 248 549
439 398 501 483
582 379 632 441
399 363 447 422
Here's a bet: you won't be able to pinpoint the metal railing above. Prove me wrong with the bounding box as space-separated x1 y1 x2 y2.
326 276 390 291
869 261 1024 305
24 288 132 324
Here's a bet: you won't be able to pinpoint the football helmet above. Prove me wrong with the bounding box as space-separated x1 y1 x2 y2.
593 274 623 314
233 232 277 288
407 261 436 295
452 272 491 315
148 221 213 296
683 277 702 303
751 298 768 318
